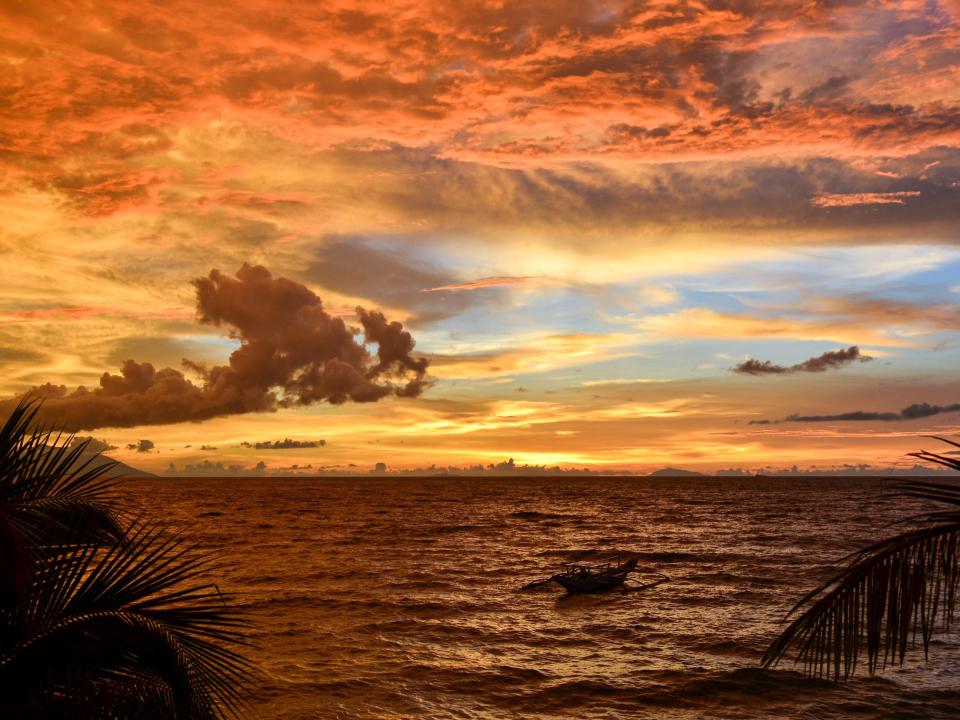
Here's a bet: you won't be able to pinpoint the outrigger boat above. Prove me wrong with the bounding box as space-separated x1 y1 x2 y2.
523 555 668 595
554 558 639 594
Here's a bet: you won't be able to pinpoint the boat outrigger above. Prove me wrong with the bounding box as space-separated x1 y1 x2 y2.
522 556 669 594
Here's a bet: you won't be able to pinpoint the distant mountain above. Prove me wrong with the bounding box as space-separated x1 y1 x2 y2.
647 467 706 477
65 450 154 478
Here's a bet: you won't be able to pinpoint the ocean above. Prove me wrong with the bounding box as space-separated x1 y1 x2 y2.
120 477 960 719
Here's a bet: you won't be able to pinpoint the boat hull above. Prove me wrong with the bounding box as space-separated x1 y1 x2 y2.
552 573 628 594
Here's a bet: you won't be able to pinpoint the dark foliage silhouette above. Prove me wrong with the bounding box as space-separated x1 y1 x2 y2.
763 437 960 680
0 400 252 718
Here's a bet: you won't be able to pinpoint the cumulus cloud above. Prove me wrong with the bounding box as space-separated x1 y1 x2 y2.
69 436 117 453
126 439 155 453
4 264 430 431
732 346 872 375
164 460 267 477
242 438 326 450
750 402 960 424
356 307 430 398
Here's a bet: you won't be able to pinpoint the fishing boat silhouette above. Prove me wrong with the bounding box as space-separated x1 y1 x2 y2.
523 556 669 594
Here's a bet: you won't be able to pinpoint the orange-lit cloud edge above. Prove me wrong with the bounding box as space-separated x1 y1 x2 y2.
1 1 959 474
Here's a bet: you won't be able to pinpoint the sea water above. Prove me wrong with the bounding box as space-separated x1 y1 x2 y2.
120 477 960 719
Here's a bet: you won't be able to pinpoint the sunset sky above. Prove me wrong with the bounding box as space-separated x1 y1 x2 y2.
2 0 959 474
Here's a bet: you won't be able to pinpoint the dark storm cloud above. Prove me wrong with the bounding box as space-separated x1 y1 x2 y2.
733 346 872 375
750 402 960 424
4 264 430 431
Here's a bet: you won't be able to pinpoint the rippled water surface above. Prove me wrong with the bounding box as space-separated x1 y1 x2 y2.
120 477 960 719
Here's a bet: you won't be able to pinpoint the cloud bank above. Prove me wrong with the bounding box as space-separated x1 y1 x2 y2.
751 402 960 424
242 438 326 450
6 0 960 171
4 264 429 430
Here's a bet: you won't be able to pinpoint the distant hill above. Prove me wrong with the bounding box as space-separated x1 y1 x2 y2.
62 450 154 479
647 467 706 477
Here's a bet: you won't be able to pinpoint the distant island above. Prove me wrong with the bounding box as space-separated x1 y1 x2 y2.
132 456 954 479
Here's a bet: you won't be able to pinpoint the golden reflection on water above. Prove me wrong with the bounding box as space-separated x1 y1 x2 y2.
120 477 960 720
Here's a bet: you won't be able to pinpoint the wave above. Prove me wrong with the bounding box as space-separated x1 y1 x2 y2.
509 510 581 521
117 475 960 719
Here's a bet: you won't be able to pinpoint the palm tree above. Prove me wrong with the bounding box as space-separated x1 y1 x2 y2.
0 400 253 718
762 437 960 680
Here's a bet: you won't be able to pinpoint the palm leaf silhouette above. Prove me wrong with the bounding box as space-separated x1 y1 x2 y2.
0 399 253 718
762 438 960 680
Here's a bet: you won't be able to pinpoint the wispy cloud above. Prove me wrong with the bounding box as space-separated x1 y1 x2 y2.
811 191 922 207
580 378 669 387
420 277 540 292
427 333 633 379
636 308 917 346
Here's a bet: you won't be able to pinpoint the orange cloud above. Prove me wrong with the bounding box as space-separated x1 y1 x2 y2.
637 308 919 347
427 333 633 379
0 0 959 474
811 191 922 207
420 277 539 292
0 306 191 325
2 0 959 174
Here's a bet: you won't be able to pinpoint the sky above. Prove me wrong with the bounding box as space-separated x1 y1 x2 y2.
1 0 959 475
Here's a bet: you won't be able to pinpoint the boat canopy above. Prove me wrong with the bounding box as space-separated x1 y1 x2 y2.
563 561 613 574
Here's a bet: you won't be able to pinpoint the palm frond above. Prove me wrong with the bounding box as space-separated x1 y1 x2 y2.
0 399 123 544
762 517 960 679
764 439 960 680
0 399 124 622
0 398 254 717
909 451 960 473
906 435 960 473
1 520 253 718
891 479 960 507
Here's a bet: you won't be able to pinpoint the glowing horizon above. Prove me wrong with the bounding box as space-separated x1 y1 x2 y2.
2 1 959 474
